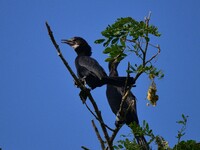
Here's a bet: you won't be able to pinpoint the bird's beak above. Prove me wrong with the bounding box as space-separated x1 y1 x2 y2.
61 39 74 46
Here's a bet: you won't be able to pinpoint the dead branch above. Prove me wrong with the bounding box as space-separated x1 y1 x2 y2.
109 126 122 144
92 120 105 150
85 103 114 132
145 45 161 65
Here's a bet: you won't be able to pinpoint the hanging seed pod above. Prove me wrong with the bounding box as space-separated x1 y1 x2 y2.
147 80 159 106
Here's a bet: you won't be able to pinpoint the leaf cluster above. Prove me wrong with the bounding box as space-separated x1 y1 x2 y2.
115 120 169 150
115 114 199 150
114 136 140 150
95 17 160 47
173 140 200 150
95 16 164 81
176 114 188 143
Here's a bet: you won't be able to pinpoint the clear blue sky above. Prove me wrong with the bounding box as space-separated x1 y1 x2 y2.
1 0 200 149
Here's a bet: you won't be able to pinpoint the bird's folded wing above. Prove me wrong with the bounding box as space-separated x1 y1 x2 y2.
77 56 107 79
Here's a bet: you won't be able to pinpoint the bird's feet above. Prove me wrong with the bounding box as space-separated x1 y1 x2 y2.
79 88 91 104
74 77 87 88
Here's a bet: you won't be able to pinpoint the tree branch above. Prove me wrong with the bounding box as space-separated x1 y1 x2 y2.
91 120 105 150
86 93 113 149
109 126 122 144
85 103 114 132
145 45 160 65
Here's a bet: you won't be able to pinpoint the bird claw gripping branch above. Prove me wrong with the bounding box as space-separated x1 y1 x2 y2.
79 88 91 104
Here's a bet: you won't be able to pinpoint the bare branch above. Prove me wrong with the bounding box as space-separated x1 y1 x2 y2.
91 120 105 150
87 94 113 149
145 45 161 65
145 11 152 27
110 126 122 144
81 146 90 150
85 103 114 132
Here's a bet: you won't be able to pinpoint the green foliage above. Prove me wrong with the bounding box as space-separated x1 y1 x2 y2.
94 15 198 150
95 16 164 81
114 136 141 150
103 44 127 62
173 140 200 150
95 17 161 47
114 120 170 150
175 114 188 143
95 15 164 109
114 115 199 150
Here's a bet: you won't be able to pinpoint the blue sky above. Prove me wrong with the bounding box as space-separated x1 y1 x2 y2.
1 0 200 149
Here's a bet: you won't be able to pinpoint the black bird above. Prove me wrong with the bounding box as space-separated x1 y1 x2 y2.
106 61 149 149
62 37 134 89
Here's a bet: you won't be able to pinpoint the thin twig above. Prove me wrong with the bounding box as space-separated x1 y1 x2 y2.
87 93 113 149
109 125 122 144
133 12 154 82
81 146 90 150
145 11 152 27
85 103 114 132
145 45 160 65
91 120 105 150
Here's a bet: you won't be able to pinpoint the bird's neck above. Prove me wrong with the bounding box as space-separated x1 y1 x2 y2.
108 62 119 77
75 45 92 56
109 69 119 77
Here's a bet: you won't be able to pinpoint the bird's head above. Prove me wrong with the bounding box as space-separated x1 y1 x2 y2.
62 37 92 56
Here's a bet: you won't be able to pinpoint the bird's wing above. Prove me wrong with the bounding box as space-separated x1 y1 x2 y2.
76 56 107 79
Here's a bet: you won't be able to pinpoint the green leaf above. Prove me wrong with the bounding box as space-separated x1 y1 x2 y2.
94 39 105 44
176 121 184 125
173 140 200 150
182 114 188 122
118 144 124 149
111 37 119 44
120 38 126 47
103 47 112 54
105 57 113 62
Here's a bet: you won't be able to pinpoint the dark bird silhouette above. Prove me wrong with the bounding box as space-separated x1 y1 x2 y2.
106 61 149 149
61 37 134 89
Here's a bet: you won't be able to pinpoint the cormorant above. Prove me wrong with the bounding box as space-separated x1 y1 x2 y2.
62 37 134 89
106 60 149 149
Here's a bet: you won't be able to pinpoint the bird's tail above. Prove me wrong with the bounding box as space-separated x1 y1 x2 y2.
103 76 135 87
135 135 149 150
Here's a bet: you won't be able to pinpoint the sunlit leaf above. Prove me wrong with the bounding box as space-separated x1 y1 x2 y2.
94 39 105 44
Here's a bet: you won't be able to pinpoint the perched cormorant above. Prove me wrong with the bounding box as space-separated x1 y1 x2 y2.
62 37 134 89
106 60 149 149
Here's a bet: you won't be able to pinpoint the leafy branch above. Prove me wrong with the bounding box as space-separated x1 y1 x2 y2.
95 12 163 107
115 114 200 150
95 12 163 82
176 114 189 143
